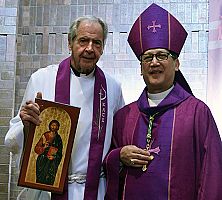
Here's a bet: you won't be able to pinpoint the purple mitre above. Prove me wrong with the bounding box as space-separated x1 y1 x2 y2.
128 3 188 59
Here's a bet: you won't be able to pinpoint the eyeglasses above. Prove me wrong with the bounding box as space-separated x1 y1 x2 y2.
141 52 175 63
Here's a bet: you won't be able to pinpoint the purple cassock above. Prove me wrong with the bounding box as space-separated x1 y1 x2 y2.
104 83 222 200
104 3 222 200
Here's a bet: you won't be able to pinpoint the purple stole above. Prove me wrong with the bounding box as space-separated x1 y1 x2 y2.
51 56 108 200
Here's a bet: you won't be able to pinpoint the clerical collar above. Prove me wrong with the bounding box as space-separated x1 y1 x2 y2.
70 64 95 77
147 85 174 107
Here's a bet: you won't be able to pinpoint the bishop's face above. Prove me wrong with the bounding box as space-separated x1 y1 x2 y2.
140 48 180 94
69 20 104 74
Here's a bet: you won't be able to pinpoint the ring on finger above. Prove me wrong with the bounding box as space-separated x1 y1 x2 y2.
130 159 134 165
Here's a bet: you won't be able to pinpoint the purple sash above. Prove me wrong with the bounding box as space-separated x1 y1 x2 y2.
51 56 108 200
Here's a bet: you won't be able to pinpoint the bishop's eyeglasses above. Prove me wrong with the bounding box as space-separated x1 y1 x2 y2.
141 52 176 64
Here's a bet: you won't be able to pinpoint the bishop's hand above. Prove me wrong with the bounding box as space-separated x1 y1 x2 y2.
120 145 152 167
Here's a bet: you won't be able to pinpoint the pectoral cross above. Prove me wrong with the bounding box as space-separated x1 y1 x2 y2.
142 146 160 171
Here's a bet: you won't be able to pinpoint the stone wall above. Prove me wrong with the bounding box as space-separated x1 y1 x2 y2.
0 0 209 199
0 0 18 199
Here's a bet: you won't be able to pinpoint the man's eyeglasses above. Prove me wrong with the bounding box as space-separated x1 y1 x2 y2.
141 52 175 63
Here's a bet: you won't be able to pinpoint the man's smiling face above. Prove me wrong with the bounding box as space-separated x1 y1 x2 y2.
69 20 104 74
140 48 179 93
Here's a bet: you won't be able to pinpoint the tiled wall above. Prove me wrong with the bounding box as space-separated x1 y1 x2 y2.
0 0 18 199
0 0 209 199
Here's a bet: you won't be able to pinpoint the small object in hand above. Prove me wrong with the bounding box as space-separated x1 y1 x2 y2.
130 159 134 165
142 155 154 171
148 155 154 160
142 165 147 171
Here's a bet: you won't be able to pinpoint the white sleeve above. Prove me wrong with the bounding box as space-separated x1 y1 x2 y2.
4 72 38 167
5 115 24 154
114 81 125 114
5 65 58 168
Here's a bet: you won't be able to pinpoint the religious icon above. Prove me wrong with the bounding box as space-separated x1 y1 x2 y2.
34 120 63 186
18 99 80 193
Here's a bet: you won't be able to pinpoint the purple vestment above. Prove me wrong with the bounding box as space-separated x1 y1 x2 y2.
52 57 108 200
104 83 222 200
